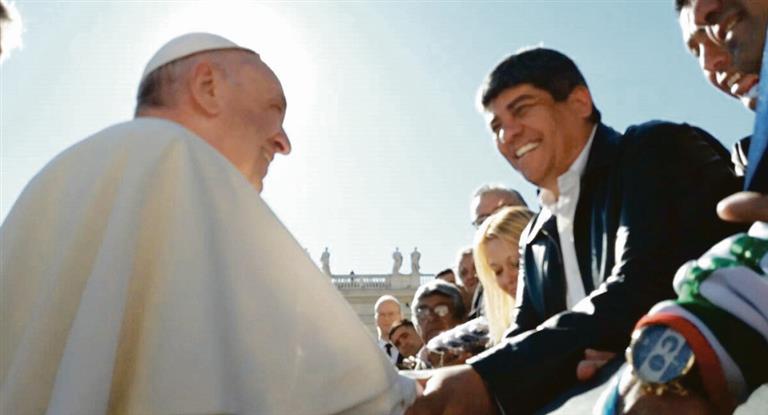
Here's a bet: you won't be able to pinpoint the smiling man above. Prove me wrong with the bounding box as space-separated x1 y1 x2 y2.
406 47 744 415
675 0 768 197
0 33 417 415
677 0 767 111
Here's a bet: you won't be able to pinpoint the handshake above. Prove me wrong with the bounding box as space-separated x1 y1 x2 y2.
426 317 490 355
400 318 491 369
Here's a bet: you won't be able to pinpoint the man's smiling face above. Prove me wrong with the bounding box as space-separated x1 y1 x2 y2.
486 84 588 192
679 0 768 109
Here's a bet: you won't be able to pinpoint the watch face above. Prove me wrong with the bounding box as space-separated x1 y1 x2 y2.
628 325 695 384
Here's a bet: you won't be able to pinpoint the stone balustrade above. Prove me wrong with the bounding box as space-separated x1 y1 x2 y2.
330 274 433 290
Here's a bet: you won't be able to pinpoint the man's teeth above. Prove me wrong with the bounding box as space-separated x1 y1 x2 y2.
726 72 742 88
515 142 539 158
723 16 738 42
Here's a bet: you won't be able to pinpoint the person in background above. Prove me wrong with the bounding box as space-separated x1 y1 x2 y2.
389 319 425 369
411 280 468 369
456 247 482 319
473 206 534 345
434 268 457 285
471 184 528 228
374 295 404 366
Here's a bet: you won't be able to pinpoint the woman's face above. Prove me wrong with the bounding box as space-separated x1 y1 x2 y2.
458 252 478 292
483 238 520 298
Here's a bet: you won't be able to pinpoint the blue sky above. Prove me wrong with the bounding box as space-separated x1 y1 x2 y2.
1 1 755 276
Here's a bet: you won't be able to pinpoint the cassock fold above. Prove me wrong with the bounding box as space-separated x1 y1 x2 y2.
0 118 415 415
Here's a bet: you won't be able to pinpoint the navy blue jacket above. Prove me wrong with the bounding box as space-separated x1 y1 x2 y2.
469 121 746 414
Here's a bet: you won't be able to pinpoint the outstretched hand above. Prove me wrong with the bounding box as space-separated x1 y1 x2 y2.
576 348 617 381
405 365 497 415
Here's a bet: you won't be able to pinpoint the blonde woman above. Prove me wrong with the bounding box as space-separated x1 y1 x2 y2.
473 206 534 345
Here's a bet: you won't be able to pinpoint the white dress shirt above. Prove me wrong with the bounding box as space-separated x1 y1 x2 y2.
538 125 597 309
379 338 401 365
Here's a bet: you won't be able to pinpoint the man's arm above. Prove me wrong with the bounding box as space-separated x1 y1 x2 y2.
505 213 560 337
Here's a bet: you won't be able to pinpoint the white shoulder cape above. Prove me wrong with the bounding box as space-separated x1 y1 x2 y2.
0 118 416 415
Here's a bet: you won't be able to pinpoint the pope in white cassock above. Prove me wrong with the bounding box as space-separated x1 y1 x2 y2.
0 33 417 414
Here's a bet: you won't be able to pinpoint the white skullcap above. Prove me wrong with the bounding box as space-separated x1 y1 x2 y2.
140 32 254 84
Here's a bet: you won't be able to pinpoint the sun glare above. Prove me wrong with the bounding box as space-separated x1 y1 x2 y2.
143 1 318 202
144 2 317 122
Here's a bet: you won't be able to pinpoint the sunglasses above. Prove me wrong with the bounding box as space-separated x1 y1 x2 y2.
415 304 452 320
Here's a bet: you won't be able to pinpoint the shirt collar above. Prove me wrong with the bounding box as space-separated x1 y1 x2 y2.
539 124 598 206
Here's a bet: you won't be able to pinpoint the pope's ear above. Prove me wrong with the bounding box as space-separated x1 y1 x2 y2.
566 85 594 120
188 60 223 116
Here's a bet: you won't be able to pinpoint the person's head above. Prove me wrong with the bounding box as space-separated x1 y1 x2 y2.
479 48 599 194
135 33 291 193
435 268 457 284
473 206 534 344
471 184 528 228
0 0 22 62
411 280 466 343
456 247 478 294
676 0 768 110
388 319 424 357
374 295 402 341
674 2 768 221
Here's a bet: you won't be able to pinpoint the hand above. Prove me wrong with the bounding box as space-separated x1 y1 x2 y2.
576 348 616 381
717 191 768 223
405 365 497 415
617 372 715 414
427 350 473 368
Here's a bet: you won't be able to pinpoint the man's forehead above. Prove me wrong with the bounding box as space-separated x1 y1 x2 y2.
477 192 506 210
419 294 452 305
485 84 546 124
489 84 546 108
377 300 400 310
392 326 411 338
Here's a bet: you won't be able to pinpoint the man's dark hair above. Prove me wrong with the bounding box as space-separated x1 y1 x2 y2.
411 280 467 320
435 268 454 279
135 62 182 115
479 47 601 123
388 318 415 339
675 0 688 13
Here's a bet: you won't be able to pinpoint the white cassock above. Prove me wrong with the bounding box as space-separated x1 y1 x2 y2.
0 118 416 415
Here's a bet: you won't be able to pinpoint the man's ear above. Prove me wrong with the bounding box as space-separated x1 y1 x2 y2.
188 60 223 116
567 85 594 120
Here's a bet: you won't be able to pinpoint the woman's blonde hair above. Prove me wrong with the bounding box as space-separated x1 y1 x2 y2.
473 206 534 344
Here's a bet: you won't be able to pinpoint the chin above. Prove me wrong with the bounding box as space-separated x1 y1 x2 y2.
742 96 758 111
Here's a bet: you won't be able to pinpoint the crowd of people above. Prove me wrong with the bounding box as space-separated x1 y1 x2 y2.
1 0 766 414
366 0 768 413
372 187 534 370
